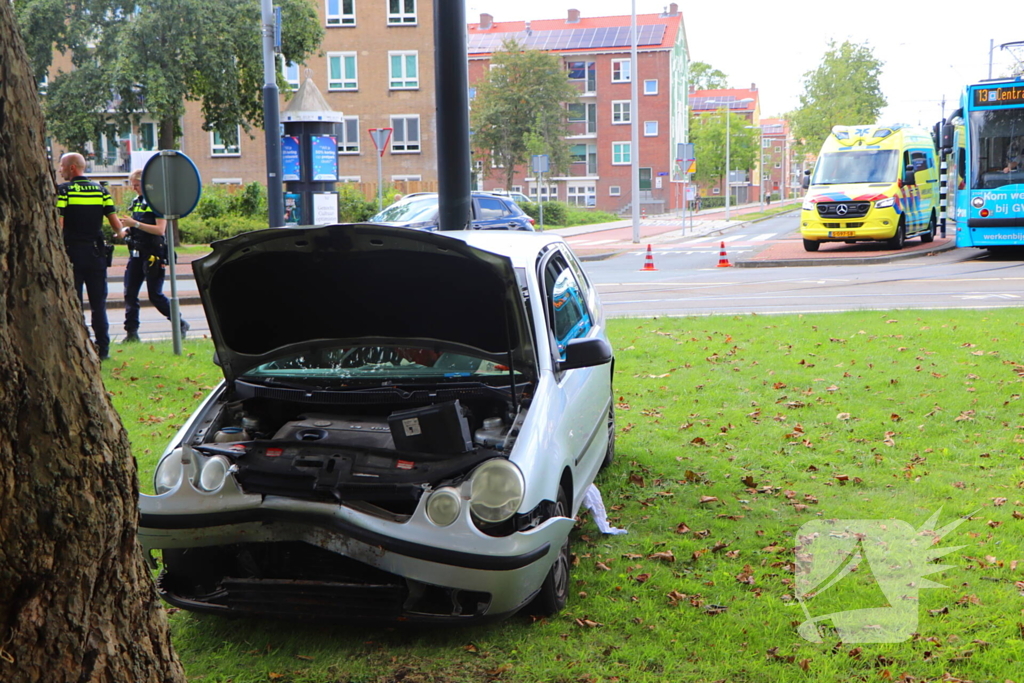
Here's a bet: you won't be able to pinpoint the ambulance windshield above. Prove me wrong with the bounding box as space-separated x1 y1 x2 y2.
810 150 899 185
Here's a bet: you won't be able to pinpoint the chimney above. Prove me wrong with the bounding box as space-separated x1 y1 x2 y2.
567 8 580 23
669 3 679 15
479 13 493 30
751 83 757 90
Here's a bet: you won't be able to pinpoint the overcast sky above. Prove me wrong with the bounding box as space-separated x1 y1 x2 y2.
465 0 1024 126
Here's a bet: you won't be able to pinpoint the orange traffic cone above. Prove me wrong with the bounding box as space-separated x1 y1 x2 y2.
716 241 732 267
640 244 658 271
641 207 647 220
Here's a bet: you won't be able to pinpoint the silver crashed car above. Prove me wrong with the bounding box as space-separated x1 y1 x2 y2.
138 223 615 623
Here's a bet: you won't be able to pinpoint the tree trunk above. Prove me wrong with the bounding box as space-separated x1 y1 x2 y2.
158 118 176 152
0 6 185 683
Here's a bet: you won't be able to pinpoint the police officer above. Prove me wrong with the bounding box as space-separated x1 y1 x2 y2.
118 169 189 343
57 152 124 361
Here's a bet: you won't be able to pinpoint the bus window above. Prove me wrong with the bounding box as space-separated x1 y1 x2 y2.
968 107 1024 189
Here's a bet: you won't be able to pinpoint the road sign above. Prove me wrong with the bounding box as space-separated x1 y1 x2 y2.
531 154 550 173
368 128 393 157
142 150 202 219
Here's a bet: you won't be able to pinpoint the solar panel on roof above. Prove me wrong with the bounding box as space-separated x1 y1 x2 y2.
468 23 667 54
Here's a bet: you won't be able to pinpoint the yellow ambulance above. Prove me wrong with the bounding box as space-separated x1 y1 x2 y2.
800 124 939 251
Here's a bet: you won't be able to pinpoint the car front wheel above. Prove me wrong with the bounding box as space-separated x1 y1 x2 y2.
920 212 936 243
886 219 906 250
802 239 820 252
532 488 571 616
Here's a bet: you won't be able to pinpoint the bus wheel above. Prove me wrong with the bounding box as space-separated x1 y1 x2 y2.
920 212 936 243
802 239 820 252
886 219 906 250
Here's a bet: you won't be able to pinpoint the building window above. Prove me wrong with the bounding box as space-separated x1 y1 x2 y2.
338 176 362 182
644 121 658 137
567 60 596 93
611 100 631 125
774 162 782 169
326 0 356 25
611 59 631 83
392 174 422 181
281 58 300 90
530 184 558 201
138 122 157 151
612 142 630 165
762 138 771 148
391 115 420 153
338 116 360 153
568 102 596 134
570 144 587 164
712 187 720 194
328 52 358 90
211 128 240 156
389 51 419 89
388 0 417 25
567 183 596 207
643 79 658 95
38 74 48 95
609 185 621 196
775 146 782 153
586 144 597 174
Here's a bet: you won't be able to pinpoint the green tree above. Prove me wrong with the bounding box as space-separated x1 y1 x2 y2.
790 40 886 154
689 61 728 90
689 109 759 188
15 0 323 152
471 38 579 190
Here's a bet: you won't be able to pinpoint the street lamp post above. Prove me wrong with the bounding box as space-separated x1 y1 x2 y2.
702 98 753 221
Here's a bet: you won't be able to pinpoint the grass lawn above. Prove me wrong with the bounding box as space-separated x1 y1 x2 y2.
104 309 1024 683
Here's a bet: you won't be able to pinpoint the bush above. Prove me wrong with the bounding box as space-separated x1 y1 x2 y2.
338 183 378 222
522 200 568 227
193 185 233 219
229 182 267 218
177 215 268 244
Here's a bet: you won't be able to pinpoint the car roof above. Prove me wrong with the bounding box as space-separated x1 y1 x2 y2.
440 230 567 268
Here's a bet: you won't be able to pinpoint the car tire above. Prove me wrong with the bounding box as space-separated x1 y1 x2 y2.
920 212 936 243
532 488 571 616
601 404 615 470
802 239 820 252
886 219 906 250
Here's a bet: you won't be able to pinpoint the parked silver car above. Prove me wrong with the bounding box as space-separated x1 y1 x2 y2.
138 223 614 623
368 191 536 231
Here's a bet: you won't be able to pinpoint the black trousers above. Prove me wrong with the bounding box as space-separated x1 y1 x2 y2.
123 254 174 333
73 263 109 355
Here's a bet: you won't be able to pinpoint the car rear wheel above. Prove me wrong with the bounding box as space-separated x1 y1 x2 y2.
920 212 936 243
532 488 571 616
886 219 906 250
802 239 820 252
601 404 616 470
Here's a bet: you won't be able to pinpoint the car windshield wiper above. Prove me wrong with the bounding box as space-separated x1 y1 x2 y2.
238 376 331 391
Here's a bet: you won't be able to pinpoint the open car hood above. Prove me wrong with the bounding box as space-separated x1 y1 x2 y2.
192 223 537 384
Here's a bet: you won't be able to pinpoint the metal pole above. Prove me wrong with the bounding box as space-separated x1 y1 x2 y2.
376 152 383 212
629 0 640 243
725 107 731 221
989 38 994 79
261 0 283 228
434 0 471 230
167 219 182 356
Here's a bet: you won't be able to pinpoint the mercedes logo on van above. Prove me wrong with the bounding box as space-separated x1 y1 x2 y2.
836 204 849 216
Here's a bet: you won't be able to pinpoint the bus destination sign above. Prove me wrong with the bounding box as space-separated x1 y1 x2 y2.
974 85 1024 106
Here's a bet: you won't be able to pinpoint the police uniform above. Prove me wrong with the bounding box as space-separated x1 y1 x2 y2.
57 175 115 358
123 194 188 339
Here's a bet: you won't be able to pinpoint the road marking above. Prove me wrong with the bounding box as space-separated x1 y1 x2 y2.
954 293 1020 300
571 238 619 245
748 232 777 242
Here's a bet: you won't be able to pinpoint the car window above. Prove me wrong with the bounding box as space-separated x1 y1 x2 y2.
476 196 511 220
543 255 592 360
371 196 437 223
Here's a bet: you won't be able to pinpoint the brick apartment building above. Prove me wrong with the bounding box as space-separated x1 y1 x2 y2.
688 87 762 205
758 118 794 201
468 6 689 214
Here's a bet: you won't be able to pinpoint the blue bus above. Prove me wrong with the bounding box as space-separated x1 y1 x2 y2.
939 77 1024 249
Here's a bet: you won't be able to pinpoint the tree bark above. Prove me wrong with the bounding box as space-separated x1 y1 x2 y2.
0 6 185 683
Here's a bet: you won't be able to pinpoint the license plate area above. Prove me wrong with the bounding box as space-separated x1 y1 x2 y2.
829 231 856 237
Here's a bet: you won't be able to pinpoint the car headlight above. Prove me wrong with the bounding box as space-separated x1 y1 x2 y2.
425 487 462 526
874 197 895 209
154 453 183 494
801 200 816 212
197 455 232 493
469 459 524 524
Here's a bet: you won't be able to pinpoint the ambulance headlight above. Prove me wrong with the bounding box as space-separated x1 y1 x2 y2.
874 197 896 209
469 459 524 524
425 488 462 527
801 199 815 212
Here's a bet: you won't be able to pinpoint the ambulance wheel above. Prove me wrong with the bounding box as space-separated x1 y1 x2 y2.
920 212 936 243
802 239 820 252
886 220 906 250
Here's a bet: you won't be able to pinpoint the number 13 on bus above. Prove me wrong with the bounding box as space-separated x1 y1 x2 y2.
938 77 1024 249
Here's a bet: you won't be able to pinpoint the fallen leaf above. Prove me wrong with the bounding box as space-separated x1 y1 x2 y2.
649 551 676 562
698 496 719 504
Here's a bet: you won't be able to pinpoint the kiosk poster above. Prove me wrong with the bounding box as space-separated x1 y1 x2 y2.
281 136 301 181
312 192 339 225
310 135 339 181
284 192 303 225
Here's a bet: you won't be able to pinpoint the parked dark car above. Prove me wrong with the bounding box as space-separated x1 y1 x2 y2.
368 192 536 231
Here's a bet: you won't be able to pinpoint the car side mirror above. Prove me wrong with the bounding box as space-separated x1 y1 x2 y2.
802 169 810 189
558 337 613 372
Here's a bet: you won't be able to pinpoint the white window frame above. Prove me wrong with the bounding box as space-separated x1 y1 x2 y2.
712 187 721 194
611 100 631 125
774 162 782 169
612 141 631 165
281 57 300 90
211 128 241 157
762 138 772 148
338 116 360 154
390 115 421 153
338 176 362 183
609 185 621 196
611 58 631 83
328 52 358 91
775 146 782 153
387 0 417 25
138 122 158 151
391 174 422 181
326 0 356 26
644 120 658 137
389 51 419 90
567 183 597 207
643 79 658 95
